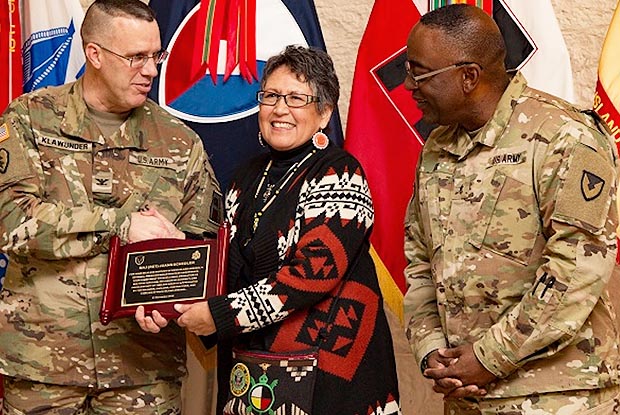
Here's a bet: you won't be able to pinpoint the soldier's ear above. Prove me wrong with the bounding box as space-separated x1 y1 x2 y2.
461 63 481 94
85 43 103 69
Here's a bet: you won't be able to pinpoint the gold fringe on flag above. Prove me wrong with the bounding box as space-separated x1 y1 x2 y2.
370 245 404 324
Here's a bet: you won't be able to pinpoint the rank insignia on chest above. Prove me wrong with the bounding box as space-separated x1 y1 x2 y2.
581 170 605 201
93 171 113 194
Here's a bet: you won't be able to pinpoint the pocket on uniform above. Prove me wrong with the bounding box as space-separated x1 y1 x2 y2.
420 176 444 252
469 170 539 265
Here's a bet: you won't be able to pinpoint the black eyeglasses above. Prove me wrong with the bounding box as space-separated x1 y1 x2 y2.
95 43 169 68
404 61 482 88
257 91 320 108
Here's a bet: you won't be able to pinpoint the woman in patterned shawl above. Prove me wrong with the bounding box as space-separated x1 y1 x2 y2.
137 45 401 415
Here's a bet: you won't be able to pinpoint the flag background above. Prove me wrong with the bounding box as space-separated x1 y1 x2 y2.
593 0 620 353
149 0 343 190
594 1 620 145
20 0 85 92
0 0 21 110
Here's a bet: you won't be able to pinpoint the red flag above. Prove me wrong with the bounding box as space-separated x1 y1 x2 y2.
594 2 620 144
345 0 422 303
0 0 22 112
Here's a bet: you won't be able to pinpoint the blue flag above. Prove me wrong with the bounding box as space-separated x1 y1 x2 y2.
21 0 86 92
148 0 343 189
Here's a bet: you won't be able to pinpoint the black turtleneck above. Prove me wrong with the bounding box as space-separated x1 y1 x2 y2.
265 139 315 184
234 138 320 288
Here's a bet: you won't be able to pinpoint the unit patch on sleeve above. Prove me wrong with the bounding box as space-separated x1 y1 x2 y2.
554 143 614 230
581 171 605 201
0 149 9 173
0 123 9 143
0 124 35 185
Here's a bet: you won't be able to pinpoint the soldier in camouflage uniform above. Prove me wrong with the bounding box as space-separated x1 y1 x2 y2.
403 5 620 414
0 1 221 413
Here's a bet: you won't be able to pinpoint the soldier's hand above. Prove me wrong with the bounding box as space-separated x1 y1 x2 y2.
426 349 462 389
147 208 185 239
175 301 216 336
425 349 470 397
135 305 170 333
424 343 495 398
128 208 184 242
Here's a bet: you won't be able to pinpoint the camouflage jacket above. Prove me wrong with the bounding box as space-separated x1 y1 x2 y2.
404 72 620 398
0 78 221 388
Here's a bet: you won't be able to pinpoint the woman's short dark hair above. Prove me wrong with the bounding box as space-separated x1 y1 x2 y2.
261 45 340 114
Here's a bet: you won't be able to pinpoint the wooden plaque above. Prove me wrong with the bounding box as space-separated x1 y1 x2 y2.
99 222 229 325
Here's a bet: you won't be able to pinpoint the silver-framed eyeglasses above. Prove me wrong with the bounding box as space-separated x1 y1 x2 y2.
405 60 482 87
257 91 320 108
95 43 169 68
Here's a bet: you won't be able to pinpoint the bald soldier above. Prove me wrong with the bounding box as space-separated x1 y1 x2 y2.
403 4 620 414
0 0 221 413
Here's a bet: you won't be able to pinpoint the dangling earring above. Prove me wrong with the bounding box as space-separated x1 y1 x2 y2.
258 131 266 147
312 130 329 150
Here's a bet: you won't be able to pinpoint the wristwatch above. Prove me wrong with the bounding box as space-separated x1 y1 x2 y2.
420 351 434 378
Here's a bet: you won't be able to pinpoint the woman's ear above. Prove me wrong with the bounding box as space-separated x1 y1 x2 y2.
320 104 334 129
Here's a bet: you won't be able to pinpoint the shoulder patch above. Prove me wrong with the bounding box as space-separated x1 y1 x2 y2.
0 128 34 186
0 148 9 173
554 143 615 230
0 123 9 143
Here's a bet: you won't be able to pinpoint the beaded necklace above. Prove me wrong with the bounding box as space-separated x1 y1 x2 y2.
252 149 317 232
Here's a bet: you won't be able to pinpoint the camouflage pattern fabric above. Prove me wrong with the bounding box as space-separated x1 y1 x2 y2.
0 78 221 388
1 377 182 415
404 72 620 399
444 384 620 415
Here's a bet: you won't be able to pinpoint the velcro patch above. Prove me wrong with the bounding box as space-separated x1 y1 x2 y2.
555 143 614 230
488 151 526 166
0 123 34 186
0 123 9 143
36 136 92 152
0 148 9 173
93 171 113 194
129 152 176 170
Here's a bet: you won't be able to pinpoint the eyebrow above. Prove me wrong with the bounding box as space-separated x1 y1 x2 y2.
406 59 433 71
